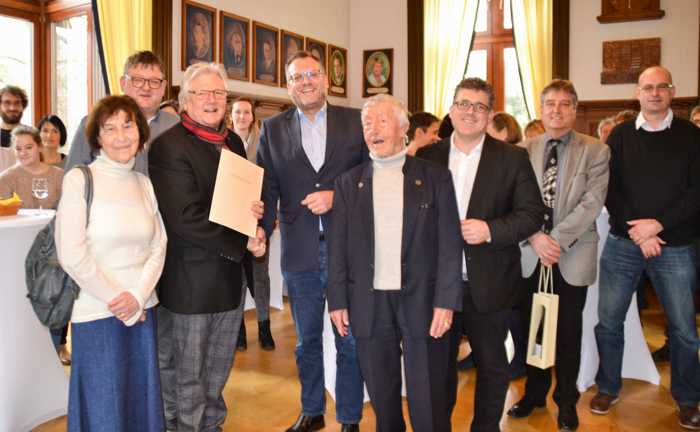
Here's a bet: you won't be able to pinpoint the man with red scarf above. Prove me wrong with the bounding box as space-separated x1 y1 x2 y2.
149 62 266 432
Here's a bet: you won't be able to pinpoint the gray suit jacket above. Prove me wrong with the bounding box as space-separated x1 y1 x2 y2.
519 130 610 286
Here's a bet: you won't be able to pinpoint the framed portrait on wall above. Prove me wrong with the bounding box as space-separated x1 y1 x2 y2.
181 0 216 70
327 45 347 97
305 38 327 71
219 12 249 81
280 30 304 87
363 48 393 97
252 21 279 86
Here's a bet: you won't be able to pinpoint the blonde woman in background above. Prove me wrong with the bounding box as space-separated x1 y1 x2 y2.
0 126 62 209
230 96 276 351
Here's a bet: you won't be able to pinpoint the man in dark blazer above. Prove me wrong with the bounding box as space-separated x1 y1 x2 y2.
256 51 367 432
417 78 544 432
149 63 266 432
328 94 463 432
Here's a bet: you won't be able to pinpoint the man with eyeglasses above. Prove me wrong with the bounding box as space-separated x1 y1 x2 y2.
149 62 267 432
0 85 29 148
256 50 367 432
592 66 700 429
65 50 178 175
417 77 544 432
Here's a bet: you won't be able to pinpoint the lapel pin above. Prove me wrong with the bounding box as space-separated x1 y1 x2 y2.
358 181 364 188
415 179 422 186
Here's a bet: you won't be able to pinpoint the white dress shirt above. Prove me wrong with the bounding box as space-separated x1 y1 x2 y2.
635 109 673 132
448 132 484 279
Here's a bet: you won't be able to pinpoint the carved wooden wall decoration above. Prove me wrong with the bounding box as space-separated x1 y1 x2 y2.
601 37 660 84
597 0 664 23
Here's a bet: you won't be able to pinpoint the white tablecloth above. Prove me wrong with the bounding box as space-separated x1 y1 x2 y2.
577 211 660 391
0 210 69 431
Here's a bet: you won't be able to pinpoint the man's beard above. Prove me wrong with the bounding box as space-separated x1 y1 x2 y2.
0 111 21 125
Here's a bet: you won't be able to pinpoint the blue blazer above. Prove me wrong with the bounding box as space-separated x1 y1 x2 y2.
257 104 368 272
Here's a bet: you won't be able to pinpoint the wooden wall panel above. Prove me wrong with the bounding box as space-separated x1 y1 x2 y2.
575 96 698 136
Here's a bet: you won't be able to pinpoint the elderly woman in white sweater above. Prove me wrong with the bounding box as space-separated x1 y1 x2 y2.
55 95 167 432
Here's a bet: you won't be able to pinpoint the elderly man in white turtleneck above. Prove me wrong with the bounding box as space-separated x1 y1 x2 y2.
327 94 464 432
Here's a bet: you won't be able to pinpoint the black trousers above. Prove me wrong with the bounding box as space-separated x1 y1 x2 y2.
448 282 510 432
355 291 451 432
518 264 588 408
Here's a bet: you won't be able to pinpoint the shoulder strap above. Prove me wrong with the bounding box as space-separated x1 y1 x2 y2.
75 165 93 227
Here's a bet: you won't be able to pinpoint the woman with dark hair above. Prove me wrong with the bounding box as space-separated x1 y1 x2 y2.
55 95 167 432
37 114 67 168
487 112 523 144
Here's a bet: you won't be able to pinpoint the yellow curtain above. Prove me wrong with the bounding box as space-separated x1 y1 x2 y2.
512 0 552 119
424 0 479 118
95 0 153 94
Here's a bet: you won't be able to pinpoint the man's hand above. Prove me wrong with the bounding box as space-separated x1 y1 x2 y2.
247 227 267 257
627 219 663 245
529 231 561 266
301 191 334 215
108 292 140 322
429 307 454 338
461 219 491 245
251 200 264 220
639 236 666 259
330 309 350 337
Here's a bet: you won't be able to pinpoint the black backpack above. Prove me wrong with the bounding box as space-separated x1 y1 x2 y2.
25 165 93 329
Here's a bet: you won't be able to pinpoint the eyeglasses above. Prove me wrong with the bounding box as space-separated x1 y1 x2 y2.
126 75 165 89
452 99 490 114
639 83 674 93
188 89 228 100
288 70 323 84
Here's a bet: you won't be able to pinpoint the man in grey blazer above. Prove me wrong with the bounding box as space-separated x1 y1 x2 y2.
506 79 610 431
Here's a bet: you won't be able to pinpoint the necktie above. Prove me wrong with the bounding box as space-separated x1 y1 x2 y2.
541 139 560 233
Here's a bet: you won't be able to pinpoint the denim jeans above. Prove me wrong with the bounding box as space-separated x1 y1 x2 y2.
595 234 700 406
282 240 364 424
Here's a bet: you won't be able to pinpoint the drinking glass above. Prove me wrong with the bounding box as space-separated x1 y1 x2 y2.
32 177 49 214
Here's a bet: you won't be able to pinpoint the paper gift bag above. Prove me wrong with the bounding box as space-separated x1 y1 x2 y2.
526 264 559 369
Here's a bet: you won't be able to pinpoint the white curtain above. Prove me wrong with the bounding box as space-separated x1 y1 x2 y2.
512 0 553 119
424 0 480 118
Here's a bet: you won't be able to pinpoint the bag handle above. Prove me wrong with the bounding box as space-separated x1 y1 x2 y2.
537 263 554 295
75 165 94 227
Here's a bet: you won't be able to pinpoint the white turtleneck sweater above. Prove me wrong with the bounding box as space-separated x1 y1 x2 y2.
370 149 406 291
55 151 167 326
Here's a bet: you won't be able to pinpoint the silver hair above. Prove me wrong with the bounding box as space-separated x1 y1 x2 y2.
361 94 410 129
179 62 228 108
596 116 616 139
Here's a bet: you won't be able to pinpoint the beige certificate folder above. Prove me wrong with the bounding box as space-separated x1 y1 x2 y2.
209 149 263 237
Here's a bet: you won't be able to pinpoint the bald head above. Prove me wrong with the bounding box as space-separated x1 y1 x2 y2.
638 66 673 86
636 65 675 117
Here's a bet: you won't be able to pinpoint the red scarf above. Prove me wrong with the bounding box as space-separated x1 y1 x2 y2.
181 111 228 147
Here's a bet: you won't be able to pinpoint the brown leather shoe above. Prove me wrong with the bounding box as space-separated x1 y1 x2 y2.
589 392 619 415
58 344 71 366
679 405 700 430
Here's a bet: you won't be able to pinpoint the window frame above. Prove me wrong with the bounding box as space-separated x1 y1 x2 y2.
0 2 43 122
0 0 93 124
470 0 515 112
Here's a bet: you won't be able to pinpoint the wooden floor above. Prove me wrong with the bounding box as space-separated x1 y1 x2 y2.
35 300 697 432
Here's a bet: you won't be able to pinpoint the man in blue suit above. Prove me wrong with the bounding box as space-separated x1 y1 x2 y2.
257 50 367 432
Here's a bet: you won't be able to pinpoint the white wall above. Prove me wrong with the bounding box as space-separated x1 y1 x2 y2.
348 0 408 109
570 0 699 100
171 0 351 105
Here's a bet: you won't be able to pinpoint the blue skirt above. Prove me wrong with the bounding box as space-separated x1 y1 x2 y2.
68 308 165 432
